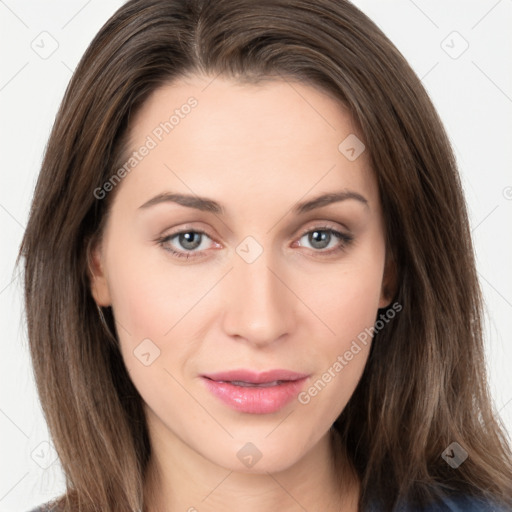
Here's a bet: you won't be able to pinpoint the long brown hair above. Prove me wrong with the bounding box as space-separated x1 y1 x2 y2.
18 0 512 510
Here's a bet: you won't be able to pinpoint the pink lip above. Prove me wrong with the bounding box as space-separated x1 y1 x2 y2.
201 369 309 414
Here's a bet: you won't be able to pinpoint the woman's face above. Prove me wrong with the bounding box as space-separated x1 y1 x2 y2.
90 74 393 474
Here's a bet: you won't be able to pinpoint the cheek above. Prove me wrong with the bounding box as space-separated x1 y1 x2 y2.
295 276 378 424
294 244 385 411
105 250 193 402
102 231 175 364
301 244 385 349
105 226 203 338
104 235 220 384
108 260 169 340
318 268 383 332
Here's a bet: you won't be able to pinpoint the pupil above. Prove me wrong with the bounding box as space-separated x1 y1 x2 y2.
310 230 330 249
179 232 201 250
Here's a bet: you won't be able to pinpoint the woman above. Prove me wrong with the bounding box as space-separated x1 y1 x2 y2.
20 0 512 511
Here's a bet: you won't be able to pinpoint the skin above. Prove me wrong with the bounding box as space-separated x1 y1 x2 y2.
89 73 395 512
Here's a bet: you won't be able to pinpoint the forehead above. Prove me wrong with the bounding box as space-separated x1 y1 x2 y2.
112 74 378 216
129 74 360 153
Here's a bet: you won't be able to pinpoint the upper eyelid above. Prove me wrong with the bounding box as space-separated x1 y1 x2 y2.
297 222 345 236
164 222 346 240
162 220 349 239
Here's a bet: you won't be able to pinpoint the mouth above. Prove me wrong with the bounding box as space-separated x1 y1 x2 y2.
202 368 309 384
213 380 288 388
200 369 309 414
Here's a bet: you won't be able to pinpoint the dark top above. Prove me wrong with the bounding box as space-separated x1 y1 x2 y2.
368 494 510 511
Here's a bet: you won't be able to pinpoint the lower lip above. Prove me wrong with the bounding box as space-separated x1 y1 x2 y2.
202 377 308 414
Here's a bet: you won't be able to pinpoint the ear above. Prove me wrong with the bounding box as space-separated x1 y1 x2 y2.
378 248 397 309
87 236 112 307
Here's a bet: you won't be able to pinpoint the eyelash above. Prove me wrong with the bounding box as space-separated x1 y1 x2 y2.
156 224 354 260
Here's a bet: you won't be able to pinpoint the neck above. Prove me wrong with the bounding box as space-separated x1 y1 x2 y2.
142 427 359 512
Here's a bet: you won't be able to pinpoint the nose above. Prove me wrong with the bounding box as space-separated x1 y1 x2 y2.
221 249 295 348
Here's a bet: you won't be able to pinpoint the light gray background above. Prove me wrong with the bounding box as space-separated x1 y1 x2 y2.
1 1 511 511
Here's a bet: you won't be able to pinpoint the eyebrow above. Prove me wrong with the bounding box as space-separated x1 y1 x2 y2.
138 190 369 215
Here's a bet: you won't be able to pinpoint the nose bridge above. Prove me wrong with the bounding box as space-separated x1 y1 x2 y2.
222 242 294 345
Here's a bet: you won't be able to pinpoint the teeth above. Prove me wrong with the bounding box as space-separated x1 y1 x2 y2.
226 380 284 387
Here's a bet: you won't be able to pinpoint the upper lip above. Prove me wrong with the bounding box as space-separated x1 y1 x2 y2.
202 369 309 384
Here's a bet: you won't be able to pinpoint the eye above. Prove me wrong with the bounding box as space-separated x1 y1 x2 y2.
295 225 354 256
157 229 217 259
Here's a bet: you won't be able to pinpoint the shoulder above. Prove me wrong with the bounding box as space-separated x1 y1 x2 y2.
431 494 510 511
